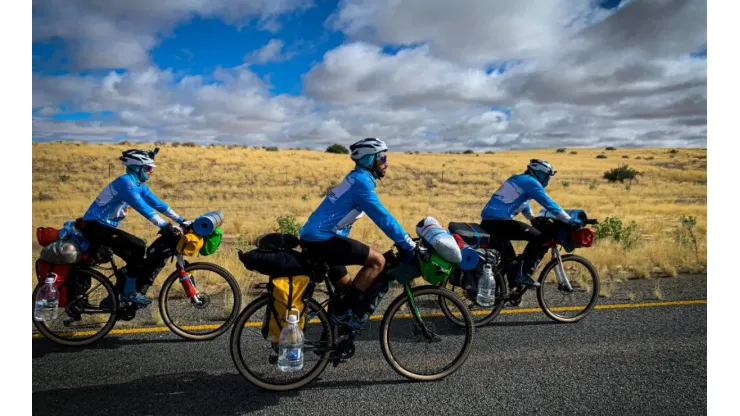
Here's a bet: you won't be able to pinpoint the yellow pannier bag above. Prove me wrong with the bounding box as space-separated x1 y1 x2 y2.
176 232 204 256
263 275 312 342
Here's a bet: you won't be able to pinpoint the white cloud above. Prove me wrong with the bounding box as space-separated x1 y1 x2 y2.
248 39 292 64
32 0 314 69
33 0 707 150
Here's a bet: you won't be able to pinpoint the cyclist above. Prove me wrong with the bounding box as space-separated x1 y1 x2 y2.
480 159 581 288
299 138 422 329
79 148 189 305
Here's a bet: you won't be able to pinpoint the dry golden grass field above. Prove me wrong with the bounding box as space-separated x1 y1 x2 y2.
32 142 706 298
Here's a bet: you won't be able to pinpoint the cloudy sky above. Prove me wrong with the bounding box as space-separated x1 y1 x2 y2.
31 0 707 151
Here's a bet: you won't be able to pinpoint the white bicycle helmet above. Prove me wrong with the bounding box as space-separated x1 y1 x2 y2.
120 148 157 167
349 138 388 161
527 159 556 184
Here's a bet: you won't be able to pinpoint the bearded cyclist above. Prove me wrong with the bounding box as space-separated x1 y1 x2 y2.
299 138 422 330
480 159 582 288
79 148 190 305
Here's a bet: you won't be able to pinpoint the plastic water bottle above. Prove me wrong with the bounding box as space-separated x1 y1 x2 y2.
277 309 304 372
477 264 496 307
34 274 59 322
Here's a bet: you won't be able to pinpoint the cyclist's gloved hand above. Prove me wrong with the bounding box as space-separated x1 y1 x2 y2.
161 222 183 238
178 218 193 227
568 216 583 229
412 241 431 263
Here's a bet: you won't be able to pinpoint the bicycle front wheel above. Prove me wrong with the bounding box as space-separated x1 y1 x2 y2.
536 254 600 323
159 262 242 340
32 268 118 347
230 295 333 391
380 285 474 381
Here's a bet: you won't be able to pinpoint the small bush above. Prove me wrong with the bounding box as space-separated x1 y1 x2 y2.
183 142 197 147
668 149 679 154
266 146 279 152
154 141 167 146
570 151 578 155
605 146 617 151
301 194 309 201
59 174 70 183
645 156 655 161
463 149 475 154
485 151 495 154
556 148 566 153
603 164 640 184
635 156 642 160
622 155 629 159
596 154 608 159
234 234 254 252
594 216 640 249
589 182 599 191
561 181 570 188
326 144 349 154
276 215 302 237
674 215 699 259
37 191 54 201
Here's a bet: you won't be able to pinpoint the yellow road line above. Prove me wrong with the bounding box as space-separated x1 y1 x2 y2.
31 299 706 339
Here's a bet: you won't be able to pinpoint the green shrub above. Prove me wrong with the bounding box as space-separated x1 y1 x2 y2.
674 216 699 259
603 164 640 184
276 215 302 237
593 216 640 249
326 144 349 154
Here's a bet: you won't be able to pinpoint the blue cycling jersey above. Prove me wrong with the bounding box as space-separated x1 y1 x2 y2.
481 174 570 222
82 173 182 228
299 167 415 251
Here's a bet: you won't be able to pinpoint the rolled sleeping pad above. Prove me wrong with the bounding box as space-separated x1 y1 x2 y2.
458 246 480 271
416 216 463 263
537 208 588 223
193 211 224 237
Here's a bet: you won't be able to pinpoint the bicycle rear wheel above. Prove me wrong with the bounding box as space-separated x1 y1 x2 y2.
439 270 506 327
380 285 474 381
536 254 600 323
159 262 242 341
230 295 333 391
32 268 118 347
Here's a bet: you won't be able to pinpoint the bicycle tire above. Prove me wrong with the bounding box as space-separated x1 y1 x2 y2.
380 285 474 381
439 270 506 327
32 268 118 347
159 262 242 341
230 295 333 391
536 254 600 323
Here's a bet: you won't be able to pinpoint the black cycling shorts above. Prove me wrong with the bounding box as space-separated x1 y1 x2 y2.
299 236 371 283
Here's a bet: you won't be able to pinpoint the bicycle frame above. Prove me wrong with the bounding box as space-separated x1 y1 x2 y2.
79 232 203 309
299 257 436 360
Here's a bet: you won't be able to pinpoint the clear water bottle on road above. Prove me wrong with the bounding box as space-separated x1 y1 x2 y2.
277 308 304 372
477 264 496 307
34 274 59 322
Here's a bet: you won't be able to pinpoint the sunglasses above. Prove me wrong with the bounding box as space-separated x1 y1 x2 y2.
142 165 155 173
378 154 388 165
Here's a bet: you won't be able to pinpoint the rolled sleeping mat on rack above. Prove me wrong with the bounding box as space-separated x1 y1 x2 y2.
458 246 480 271
537 208 588 223
193 211 224 237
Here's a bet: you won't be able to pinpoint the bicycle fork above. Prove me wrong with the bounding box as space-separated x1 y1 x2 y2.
175 255 204 306
405 285 435 342
551 248 574 293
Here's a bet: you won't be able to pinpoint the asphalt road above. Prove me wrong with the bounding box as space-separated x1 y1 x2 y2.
32 300 707 416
